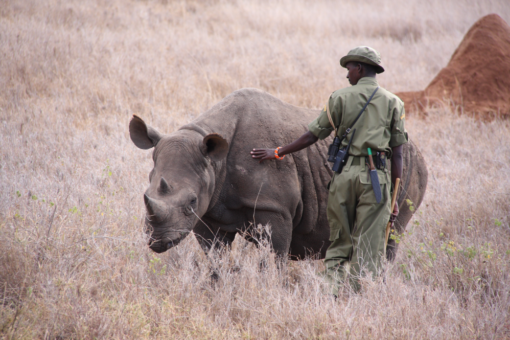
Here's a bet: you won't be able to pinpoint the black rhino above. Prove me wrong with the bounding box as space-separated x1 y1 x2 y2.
129 88 427 261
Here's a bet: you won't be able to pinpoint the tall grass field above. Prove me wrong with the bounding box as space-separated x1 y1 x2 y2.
1 0 510 338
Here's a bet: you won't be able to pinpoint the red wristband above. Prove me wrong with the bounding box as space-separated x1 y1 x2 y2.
274 147 285 160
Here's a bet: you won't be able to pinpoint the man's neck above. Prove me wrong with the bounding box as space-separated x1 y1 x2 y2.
362 74 376 79
354 76 378 86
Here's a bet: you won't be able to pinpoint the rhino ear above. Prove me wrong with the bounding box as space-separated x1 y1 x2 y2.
202 133 228 162
129 115 163 149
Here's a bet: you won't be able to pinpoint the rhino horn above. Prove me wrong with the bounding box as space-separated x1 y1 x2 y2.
158 177 172 194
143 194 167 220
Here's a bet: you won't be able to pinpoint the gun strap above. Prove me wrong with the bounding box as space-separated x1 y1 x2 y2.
326 86 380 139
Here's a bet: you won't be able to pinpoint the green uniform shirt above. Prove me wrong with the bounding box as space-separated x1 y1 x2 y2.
308 77 408 156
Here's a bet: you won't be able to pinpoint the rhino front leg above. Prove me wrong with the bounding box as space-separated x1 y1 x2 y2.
249 211 293 258
193 220 237 282
193 220 236 255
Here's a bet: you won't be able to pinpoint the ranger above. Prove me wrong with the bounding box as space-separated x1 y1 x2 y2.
251 46 407 294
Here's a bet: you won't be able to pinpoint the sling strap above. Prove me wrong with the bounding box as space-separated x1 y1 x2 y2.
326 86 380 139
326 100 337 136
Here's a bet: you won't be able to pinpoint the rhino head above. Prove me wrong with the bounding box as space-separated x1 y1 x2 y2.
129 115 228 253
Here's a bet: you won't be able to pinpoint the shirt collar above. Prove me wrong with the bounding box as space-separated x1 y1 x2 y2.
356 77 379 87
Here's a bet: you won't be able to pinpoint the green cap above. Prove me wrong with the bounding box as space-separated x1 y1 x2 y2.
340 46 385 74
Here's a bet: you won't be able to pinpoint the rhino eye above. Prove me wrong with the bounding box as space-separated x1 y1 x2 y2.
184 196 198 216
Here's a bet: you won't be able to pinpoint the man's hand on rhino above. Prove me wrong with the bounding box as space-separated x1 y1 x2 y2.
251 148 277 163
251 131 319 163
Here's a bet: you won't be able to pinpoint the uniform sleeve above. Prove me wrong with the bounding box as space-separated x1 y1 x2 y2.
389 99 408 147
308 96 337 140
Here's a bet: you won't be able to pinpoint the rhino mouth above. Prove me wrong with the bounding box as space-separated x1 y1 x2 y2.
146 211 198 253
148 232 190 253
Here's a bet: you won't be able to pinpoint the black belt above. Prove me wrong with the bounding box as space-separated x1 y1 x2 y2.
350 153 386 169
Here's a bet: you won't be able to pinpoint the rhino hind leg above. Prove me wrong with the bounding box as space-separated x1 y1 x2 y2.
386 140 428 262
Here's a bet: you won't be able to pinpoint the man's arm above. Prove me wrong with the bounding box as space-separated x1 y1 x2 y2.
250 131 318 163
391 144 403 185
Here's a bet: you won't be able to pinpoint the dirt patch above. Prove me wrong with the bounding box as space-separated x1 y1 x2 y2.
397 14 510 119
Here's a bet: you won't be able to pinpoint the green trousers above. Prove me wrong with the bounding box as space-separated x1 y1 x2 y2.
324 156 391 294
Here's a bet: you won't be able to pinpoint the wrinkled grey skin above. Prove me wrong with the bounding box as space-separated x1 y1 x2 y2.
130 88 428 260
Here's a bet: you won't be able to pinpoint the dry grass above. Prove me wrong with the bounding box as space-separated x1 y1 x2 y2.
1 0 510 338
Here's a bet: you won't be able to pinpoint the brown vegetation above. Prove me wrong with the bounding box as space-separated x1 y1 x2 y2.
1 0 509 338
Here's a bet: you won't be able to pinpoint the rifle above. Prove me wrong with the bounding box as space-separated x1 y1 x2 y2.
384 178 400 253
